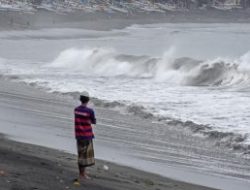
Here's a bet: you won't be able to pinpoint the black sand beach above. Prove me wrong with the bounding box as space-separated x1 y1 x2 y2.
0 134 218 190
0 77 250 190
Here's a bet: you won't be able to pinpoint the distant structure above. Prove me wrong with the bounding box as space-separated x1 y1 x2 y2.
241 0 250 8
0 0 250 12
149 0 250 9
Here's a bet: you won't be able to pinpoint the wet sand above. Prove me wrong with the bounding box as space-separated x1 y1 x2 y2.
0 77 250 190
0 133 219 190
0 79 219 190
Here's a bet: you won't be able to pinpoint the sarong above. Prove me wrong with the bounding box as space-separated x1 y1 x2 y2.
77 139 95 170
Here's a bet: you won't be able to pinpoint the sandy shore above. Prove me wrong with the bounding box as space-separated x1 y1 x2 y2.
0 134 218 190
1 9 250 31
0 76 250 190
0 79 218 190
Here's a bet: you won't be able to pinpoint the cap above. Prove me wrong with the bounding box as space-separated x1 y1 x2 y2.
80 91 89 98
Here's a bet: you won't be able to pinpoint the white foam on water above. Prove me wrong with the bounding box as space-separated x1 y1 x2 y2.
48 48 137 77
1 23 250 149
1 47 250 143
1 23 250 189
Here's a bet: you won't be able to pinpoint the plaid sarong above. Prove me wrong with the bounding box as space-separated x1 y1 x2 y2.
77 139 95 168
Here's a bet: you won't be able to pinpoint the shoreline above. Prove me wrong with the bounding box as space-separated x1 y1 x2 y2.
0 79 250 190
1 9 250 31
0 134 217 190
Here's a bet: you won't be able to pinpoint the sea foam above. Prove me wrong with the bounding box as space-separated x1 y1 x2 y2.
48 47 250 87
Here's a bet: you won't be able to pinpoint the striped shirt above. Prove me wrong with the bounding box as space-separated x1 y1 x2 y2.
74 105 96 140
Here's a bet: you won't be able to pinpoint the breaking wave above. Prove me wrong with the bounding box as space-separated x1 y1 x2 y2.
48 48 250 87
48 48 157 77
166 119 250 154
1 49 250 154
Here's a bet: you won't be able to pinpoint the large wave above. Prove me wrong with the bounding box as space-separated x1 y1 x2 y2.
1 51 250 155
48 48 250 87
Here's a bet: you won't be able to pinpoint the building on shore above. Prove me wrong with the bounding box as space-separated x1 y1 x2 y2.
1 0 250 10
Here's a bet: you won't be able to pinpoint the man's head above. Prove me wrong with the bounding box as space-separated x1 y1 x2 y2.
80 91 90 104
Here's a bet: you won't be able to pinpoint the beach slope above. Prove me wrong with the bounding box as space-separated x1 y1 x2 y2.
0 135 217 190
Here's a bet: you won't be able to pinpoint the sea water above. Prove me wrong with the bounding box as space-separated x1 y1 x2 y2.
1 23 250 150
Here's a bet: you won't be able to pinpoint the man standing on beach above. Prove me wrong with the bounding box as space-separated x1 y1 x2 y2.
74 92 96 185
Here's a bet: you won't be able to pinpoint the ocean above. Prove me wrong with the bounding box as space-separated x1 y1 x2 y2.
1 23 250 151
1 22 250 189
